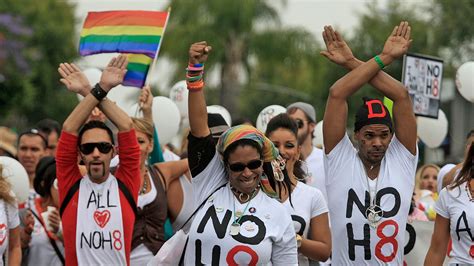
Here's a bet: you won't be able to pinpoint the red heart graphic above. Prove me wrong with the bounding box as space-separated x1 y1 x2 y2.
0 224 6 245
470 245 474 258
94 210 111 228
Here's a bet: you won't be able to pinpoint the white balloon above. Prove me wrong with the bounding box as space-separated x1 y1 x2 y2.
107 85 141 112
152 96 181 144
256 105 286 132
126 103 142 118
0 157 29 203
417 109 448 148
77 68 103 101
312 120 324 148
455 61 474 103
207 105 232 126
169 80 189 119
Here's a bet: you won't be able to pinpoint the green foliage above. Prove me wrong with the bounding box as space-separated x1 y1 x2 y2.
162 0 282 80
431 0 474 63
0 0 77 130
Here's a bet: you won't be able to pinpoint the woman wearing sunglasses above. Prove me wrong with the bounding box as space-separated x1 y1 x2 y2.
25 156 64 266
182 41 297 265
265 113 331 264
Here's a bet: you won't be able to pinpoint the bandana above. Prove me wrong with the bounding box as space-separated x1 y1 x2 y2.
217 125 284 198
354 97 393 132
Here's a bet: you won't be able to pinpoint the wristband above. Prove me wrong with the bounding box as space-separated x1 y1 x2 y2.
186 80 204 91
374 55 385 69
91 83 107 101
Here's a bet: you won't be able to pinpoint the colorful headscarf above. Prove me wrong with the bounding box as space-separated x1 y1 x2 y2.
217 125 284 199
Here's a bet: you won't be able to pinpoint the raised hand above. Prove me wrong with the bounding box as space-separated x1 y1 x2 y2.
381 21 412 61
139 85 154 121
48 208 61 234
320 26 355 67
100 54 128 92
20 210 34 248
188 41 212 65
58 63 91 97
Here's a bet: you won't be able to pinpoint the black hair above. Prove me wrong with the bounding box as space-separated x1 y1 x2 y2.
265 113 308 181
36 118 61 137
450 141 473 192
33 156 56 198
78 120 114 146
18 128 48 149
223 138 293 205
223 139 262 164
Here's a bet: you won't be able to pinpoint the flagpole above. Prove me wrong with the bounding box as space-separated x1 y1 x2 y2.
137 7 172 113
145 7 171 86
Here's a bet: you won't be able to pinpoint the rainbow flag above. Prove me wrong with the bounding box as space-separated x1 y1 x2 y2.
123 54 153 88
79 10 168 57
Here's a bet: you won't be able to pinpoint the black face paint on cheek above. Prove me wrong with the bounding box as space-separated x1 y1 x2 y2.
361 139 366 145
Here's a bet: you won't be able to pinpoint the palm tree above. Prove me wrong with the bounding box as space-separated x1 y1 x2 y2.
162 0 316 115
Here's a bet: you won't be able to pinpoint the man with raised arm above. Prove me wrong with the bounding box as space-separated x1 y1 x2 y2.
56 55 140 265
321 22 418 265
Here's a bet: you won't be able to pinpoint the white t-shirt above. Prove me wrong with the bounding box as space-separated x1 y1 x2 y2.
435 183 474 265
283 182 328 265
136 172 157 209
130 175 157 266
0 198 19 266
76 175 126 265
306 147 327 201
171 175 194 232
437 163 456 193
162 149 180 162
184 153 298 265
324 134 417 265
28 204 64 266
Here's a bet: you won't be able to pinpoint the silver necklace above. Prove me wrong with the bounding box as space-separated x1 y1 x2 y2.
229 188 257 236
364 164 383 229
139 170 148 195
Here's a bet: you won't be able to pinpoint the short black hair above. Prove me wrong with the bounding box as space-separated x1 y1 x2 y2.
18 128 48 149
36 118 61 136
265 113 298 139
223 139 262 165
34 156 56 198
78 120 114 146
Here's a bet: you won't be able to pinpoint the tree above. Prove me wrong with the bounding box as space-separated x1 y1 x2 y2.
431 0 474 66
342 0 437 127
162 0 318 116
0 0 77 130
240 28 329 123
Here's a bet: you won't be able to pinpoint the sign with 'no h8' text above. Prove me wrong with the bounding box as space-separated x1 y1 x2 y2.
402 53 443 118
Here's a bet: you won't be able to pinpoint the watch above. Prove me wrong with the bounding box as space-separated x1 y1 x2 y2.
296 234 302 248
91 83 107 101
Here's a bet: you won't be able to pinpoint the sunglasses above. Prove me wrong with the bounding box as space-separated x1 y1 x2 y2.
228 159 263 172
79 142 113 155
295 119 306 129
